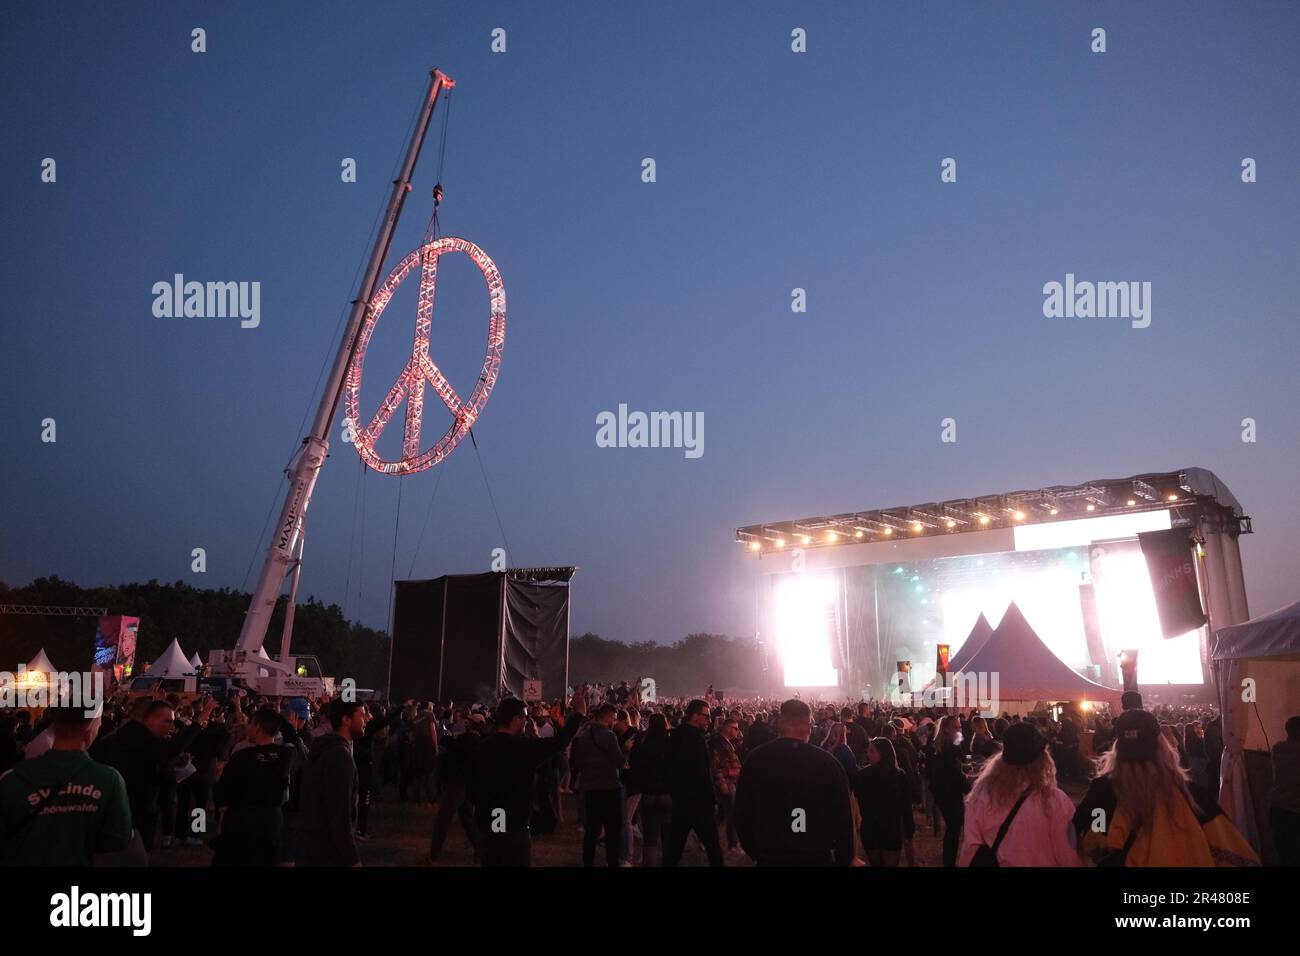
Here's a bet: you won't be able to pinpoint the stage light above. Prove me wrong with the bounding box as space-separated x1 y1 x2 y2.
826 532 838 543
1086 504 1096 512
1167 494 1179 502
773 573 840 687
946 519 956 529
1013 511 1025 521
749 541 761 551
1126 499 1136 507
883 528 893 536
774 538 785 549
1049 508 1059 515
912 522 923 533
800 535 811 545
855 530 864 539
1092 548 1203 684
979 515 991 526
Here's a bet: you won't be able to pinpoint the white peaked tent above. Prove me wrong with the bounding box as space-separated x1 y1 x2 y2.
145 639 196 678
25 648 57 675
959 602 1123 710
948 612 995 673
189 652 203 670
255 645 273 677
1211 599 1300 863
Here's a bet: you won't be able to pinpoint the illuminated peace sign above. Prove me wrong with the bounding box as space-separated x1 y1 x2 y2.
343 236 506 475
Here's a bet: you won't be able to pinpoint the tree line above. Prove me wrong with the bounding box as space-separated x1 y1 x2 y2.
0 578 764 698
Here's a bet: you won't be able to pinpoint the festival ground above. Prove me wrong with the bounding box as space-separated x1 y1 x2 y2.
149 783 1047 868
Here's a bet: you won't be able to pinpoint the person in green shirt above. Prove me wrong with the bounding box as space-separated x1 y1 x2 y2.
0 704 132 866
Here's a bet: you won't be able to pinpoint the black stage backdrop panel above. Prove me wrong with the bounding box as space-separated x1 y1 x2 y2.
391 570 574 703
389 579 445 703
502 578 570 701
440 574 507 704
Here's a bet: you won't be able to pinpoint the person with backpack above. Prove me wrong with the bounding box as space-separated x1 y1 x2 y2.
1073 708 1258 867
211 708 293 866
959 722 1078 867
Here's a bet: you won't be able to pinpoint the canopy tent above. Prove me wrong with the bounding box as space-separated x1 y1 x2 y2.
188 652 203 670
25 648 57 675
145 639 196 678
958 602 1123 710
921 613 994 692
948 612 994 673
1210 599 1300 864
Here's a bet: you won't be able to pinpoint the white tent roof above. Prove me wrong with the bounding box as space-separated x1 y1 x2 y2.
960 601 1123 703
26 648 56 674
146 639 196 678
1211 599 1300 661
189 652 203 669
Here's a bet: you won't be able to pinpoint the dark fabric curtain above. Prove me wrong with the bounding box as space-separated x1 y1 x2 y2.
391 572 572 704
501 579 570 701
390 579 446 702
440 574 508 704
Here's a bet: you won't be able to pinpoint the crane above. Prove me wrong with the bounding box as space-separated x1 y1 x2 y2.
207 69 456 695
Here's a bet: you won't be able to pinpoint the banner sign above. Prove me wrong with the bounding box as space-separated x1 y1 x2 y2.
94 616 139 685
1138 528 1207 638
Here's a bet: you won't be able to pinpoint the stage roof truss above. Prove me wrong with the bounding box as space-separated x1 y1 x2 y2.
736 468 1251 553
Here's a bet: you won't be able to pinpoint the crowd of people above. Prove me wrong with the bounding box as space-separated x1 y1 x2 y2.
1 682 1297 868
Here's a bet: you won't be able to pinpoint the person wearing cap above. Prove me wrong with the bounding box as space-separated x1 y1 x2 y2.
1073 708 1257 866
957 721 1079 866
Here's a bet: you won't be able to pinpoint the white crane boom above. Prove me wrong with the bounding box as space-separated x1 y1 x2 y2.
223 69 454 683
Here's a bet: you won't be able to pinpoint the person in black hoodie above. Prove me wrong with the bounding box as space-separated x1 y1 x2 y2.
212 708 292 865
296 699 367 867
664 699 724 867
470 691 587 866
93 695 218 852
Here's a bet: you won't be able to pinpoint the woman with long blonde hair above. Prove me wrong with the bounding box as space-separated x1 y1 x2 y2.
1074 709 1258 867
958 722 1078 866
